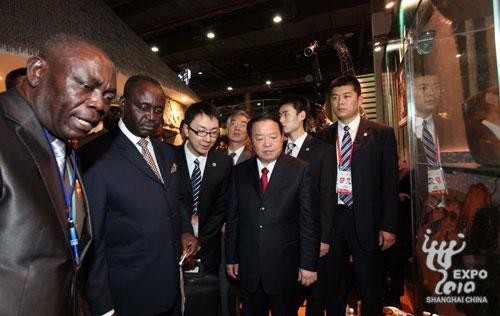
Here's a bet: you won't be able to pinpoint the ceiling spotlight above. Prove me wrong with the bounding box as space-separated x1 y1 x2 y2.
265 80 271 85
385 1 395 9
273 15 282 23
151 46 159 52
206 31 215 39
198 71 203 75
455 53 462 58
257 102 262 106
227 86 233 91
374 46 382 52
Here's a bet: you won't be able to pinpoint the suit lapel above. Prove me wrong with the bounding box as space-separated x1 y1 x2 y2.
151 140 170 189
263 155 286 199
297 134 313 161
115 131 164 185
4 91 69 243
248 158 263 198
353 118 370 155
200 151 218 205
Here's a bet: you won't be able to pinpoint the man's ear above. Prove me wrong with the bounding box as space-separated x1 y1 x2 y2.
26 56 47 87
298 110 306 121
182 123 189 138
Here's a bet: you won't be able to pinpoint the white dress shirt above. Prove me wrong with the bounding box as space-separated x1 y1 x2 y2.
415 115 435 140
184 141 208 178
228 145 245 165
118 119 162 175
286 132 308 158
257 158 277 180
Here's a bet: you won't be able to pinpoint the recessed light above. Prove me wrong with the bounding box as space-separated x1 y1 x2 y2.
198 71 203 75
257 102 262 106
385 1 395 9
227 86 233 91
456 53 462 58
206 32 215 39
265 80 271 85
151 46 159 52
273 15 282 23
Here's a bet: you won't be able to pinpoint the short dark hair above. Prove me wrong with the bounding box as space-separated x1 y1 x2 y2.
123 75 164 100
184 102 220 126
329 75 362 96
38 33 102 60
247 112 283 136
5 67 26 90
279 95 310 117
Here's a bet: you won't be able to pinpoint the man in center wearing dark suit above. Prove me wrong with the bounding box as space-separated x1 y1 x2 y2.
278 96 336 315
226 113 320 316
80 75 198 316
319 75 399 316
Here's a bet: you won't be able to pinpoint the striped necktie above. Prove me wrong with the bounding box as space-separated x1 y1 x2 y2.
285 142 296 155
137 138 163 183
422 120 442 207
191 159 202 215
339 125 353 206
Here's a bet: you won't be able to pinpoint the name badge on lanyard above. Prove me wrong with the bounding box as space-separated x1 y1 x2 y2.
428 168 446 195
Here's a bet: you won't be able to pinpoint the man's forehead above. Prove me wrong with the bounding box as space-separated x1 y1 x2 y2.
192 113 219 128
232 114 248 122
332 85 356 94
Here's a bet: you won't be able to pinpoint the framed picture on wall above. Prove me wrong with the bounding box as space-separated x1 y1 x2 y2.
396 61 407 126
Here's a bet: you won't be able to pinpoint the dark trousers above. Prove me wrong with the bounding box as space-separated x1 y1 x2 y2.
241 281 297 316
326 206 383 316
297 256 328 316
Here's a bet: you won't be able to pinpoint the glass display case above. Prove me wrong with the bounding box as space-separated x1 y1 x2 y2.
401 0 499 315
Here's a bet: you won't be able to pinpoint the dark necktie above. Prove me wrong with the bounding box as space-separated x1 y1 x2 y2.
260 167 269 193
229 152 237 165
285 143 296 155
137 138 163 182
422 120 438 168
339 125 353 206
191 159 202 215
422 120 442 207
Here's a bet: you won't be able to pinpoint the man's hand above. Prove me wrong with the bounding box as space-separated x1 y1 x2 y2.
181 232 199 258
226 264 239 279
379 230 396 250
319 242 330 257
297 269 317 287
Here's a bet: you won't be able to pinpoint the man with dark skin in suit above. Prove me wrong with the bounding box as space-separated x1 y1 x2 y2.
81 75 197 316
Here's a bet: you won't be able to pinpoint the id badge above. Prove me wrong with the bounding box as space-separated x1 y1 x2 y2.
191 214 199 237
428 168 446 194
336 169 353 194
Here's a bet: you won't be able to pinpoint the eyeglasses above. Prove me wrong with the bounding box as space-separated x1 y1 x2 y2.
229 120 248 128
188 125 219 138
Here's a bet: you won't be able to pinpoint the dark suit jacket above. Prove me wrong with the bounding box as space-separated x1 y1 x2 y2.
225 154 320 295
0 89 92 315
80 128 192 316
285 135 337 243
174 145 232 274
319 118 399 251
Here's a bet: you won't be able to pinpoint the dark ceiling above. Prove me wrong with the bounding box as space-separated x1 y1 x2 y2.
105 0 374 106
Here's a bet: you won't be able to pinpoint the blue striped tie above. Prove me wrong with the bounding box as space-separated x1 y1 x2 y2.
191 159 202 215
422 120 442 207
339 126 353 206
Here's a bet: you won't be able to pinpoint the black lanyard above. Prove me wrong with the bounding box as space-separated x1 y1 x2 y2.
43 129 80 264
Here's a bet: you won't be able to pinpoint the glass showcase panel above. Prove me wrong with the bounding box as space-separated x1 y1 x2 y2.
405 1 499 315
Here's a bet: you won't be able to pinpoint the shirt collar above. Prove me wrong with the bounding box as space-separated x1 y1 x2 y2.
338 115 361 133
287 131 308 151
118 119 148 145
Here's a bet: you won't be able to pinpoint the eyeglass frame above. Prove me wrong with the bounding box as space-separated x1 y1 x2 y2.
188 125 220 138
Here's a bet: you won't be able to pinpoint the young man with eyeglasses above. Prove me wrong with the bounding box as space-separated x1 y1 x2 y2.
174 102 233 314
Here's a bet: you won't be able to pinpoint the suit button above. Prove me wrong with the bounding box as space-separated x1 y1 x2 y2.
260 207 265 211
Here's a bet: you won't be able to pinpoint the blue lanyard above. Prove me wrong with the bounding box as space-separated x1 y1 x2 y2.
43 129 80 264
